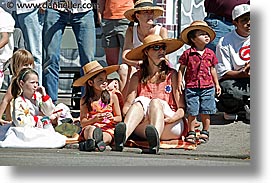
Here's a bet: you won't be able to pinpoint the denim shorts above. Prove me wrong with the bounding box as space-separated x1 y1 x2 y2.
185 87 216 116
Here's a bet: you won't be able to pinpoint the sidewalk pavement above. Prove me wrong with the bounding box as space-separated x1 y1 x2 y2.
58 95 250 159
0 93 250 160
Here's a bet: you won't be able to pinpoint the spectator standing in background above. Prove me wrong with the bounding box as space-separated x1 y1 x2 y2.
0 7 14 89
204 0 250 52
97 0 134 66
13 0 46 85
42 0 96 104
215 4 250 121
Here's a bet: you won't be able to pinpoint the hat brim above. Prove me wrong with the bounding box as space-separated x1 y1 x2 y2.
124 6 164 22
73 65 119 86
126 39 184 61
180 25 216 45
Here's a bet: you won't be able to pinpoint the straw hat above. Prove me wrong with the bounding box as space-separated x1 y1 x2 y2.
125 34 184 61
124 0 164 22
73 61 119 86
180 20 216 45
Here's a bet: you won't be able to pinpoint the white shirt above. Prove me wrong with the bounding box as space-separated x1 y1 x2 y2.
133 23 162 48
215 29 250 79
0 7 14 64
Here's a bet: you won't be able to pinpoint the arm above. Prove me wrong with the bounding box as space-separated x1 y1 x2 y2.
122 72 139 116
222 62 250 79
110 93 122 123
79 98 105 127
159 27 168 39
165 70 185 123
177 64 186 95
210 66 221 96
36 86 55 116
122 27 141 67
97 0 106 23
0 85 13 125
0 32 9 49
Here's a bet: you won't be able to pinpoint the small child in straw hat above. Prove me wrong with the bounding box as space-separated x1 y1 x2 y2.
177 20 221 144
73 61 122 152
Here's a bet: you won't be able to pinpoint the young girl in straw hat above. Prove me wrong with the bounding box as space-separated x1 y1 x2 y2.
178 20 221 144
73 61 122 152
118 0 168 100
113 34 185 154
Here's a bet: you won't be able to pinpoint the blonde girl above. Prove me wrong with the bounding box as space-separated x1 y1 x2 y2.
0 49 34 125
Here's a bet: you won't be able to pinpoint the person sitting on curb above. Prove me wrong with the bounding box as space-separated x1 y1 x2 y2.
73 61 122 152
113 34 185 154
215 4 250 121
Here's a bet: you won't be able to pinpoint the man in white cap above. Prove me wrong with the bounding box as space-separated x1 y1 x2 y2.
215 4 250 121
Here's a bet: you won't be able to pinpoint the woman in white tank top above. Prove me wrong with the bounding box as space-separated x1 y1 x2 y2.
118 0 168 99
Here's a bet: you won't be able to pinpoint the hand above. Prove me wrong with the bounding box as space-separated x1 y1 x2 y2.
104 112 114 120
93 113 105 122
177 82 184 95
243 62 250 75
216 85 222 97
0 119 12 126
36 86 46 96
164 116 174 124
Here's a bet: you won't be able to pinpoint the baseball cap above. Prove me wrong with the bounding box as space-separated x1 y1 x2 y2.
232 4 250 20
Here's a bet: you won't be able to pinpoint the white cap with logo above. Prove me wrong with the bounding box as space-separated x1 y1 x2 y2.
232 4 250 20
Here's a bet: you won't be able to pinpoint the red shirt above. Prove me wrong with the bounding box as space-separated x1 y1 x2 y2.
137 69 177 112
178 47 218 89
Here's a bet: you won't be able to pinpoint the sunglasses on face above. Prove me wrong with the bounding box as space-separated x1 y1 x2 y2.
148 45 167 51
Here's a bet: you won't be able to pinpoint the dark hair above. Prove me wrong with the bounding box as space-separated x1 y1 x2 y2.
140 52 169 84
82 71 110 111
11 68 38 98
187 29 198 47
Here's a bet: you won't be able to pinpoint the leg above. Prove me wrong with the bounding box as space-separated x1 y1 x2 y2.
17 9 44 85
71 10 96 96
184 115 197 144
118 64 137 100
71 10 95 69
81 125 106 152
113 101 144 151
105 47 120 66
199 114 210 143
144 99 165 154
42 9 67 103
217 78 250 114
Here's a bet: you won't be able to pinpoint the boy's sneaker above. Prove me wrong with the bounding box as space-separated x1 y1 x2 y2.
223 112 238 121
244 105 250 121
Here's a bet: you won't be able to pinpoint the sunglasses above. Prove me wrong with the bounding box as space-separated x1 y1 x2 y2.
148 45 167 51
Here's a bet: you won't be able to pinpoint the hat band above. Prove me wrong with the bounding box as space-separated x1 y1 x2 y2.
84 65 103 75
135 2 153 8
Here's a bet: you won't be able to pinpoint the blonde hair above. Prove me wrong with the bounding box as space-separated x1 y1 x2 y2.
10 49 34 77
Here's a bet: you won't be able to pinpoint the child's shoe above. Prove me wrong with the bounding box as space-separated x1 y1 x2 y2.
93 127 106 152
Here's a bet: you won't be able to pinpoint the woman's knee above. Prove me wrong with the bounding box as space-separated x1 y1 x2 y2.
118 64 129 77
149 99 163 110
